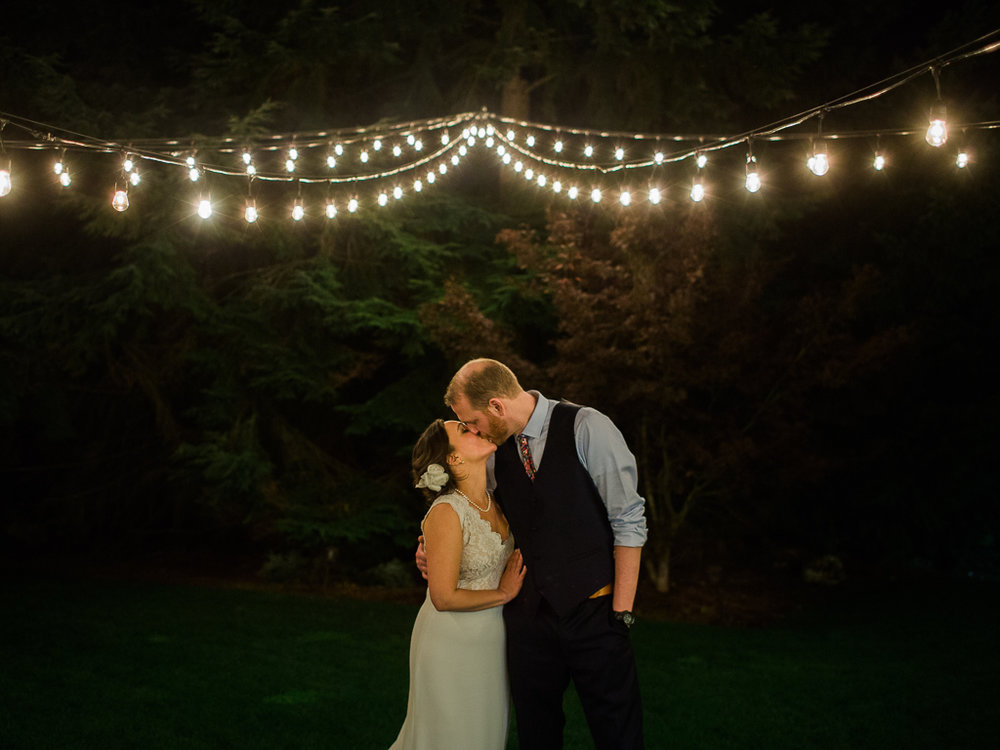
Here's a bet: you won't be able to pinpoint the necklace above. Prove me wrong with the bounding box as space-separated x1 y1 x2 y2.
454 488 491 513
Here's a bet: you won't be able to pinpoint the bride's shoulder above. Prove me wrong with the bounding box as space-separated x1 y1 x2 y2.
422 493 468 524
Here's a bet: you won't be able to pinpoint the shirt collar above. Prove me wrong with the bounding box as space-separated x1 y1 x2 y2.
520 390 552 439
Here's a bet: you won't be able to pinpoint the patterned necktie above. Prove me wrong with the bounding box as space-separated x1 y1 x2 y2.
516 433 536 481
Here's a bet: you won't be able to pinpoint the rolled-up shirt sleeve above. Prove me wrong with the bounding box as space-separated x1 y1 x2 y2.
575 408 648 547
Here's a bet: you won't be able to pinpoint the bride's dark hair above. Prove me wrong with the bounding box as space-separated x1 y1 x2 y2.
411 419 455 503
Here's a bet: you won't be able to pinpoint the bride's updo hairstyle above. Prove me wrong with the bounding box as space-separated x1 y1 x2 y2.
411 419 454 503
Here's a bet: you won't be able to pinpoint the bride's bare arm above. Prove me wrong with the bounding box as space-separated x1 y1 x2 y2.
423 504 525 612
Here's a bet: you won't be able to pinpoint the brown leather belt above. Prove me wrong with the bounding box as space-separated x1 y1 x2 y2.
589 584 613 599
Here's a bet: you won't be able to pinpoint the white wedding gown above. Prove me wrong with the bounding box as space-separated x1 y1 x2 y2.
389 493 516 750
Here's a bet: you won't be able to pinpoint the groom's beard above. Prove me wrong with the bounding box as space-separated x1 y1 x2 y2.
483 412 512 445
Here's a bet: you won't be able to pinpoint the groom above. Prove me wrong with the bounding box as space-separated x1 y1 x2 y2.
420 358 646 750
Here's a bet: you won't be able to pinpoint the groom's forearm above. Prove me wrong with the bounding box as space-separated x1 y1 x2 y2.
612 545 642 612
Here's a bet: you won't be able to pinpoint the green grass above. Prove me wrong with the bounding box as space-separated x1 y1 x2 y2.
1 575 996 749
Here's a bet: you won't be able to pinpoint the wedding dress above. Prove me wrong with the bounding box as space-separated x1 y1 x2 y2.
389 493 515 750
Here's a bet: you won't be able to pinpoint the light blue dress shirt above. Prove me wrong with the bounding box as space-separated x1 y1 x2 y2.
487 391 648 547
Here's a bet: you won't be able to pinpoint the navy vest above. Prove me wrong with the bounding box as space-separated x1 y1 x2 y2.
494 402 615 616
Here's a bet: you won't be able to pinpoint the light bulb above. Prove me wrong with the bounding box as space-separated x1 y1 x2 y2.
506 130 515 141
288 147 299 161
452 154 460 166
410 134 419 145
54 160 64 175
414 139 423 151
326 200 337 218
197 198 212 219
554 140 563 153
537 174 547 187
130 171 141 186
285 159 296 173
59 171 72 187
956 149 970 168
690 178 705 203
373 139 382 151
484 137 493 148
467 136 476 147
123 156 134 172
873 153 886 171
524 168 533 180
526 135 535 147
441 132 450 145
745 158 761 193
189 167 200 182
696 153 708 169
615 147 625 161
393 186 403 200
292 198 305 221
459 144 467 156
514 161 523 173
348 198 359 213
926 103 948 148
591 188 602 203
413 179 422 192
486 125 494 136
439 163 447 174
584 145 594 158
242 149 252 165
619 190 631 206
246 163 257 176
649 188 661 205
112 188 129 212
654 152 664 165
334 144 343 156
327 155 337 168
553 180 562 193
502 153 511 164
378 192 388 206
807 147 829 177
568 186 579 200
245 200 258 223
360 150 369 163
427 171 436 184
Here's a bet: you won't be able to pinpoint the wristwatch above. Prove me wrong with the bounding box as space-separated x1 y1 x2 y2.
614 610 636 628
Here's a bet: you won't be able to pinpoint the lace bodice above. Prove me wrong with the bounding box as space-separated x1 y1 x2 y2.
422 493 515 590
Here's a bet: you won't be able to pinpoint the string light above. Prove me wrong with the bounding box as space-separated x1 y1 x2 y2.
59 168 72 187
348 197 359 213
690 175 705 202
0 160 12 197
325 199 337 218
745 147 762 193
591 188 602 203
0 27 997 225
112 183 129 212
244 198 258 223
926 67 948 148
292 196 305 221
807 141 830 176
197 195 212 219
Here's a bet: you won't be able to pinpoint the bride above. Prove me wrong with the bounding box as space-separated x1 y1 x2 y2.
389 419 526 750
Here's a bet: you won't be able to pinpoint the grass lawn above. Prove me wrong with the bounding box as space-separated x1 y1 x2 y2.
1 572 996 749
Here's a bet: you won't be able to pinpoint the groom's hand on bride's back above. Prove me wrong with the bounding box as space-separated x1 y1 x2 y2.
415 535 429 580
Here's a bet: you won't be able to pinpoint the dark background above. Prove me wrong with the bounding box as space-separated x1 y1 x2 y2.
2 1 998 608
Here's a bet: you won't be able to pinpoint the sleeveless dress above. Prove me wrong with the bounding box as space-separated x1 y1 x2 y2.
389 493 516 750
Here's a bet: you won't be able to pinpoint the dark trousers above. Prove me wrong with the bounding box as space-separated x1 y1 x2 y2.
504 594 644 750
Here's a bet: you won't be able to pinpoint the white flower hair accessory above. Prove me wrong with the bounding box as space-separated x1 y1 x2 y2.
416 463 449 492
